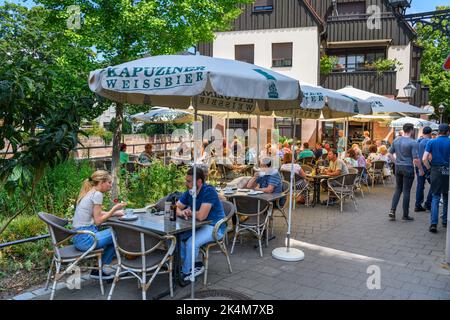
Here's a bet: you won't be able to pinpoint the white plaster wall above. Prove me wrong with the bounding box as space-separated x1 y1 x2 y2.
388 44 411 97
213 27 320 85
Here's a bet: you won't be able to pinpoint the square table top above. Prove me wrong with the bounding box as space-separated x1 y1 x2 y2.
220 190 285 202
306 174 331 180
108 209 211 236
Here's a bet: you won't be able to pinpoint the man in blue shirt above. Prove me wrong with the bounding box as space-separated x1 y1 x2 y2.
388 123 423 221
246 157 285 206
177 167 225 280
422 124 450 233
415 126 433 212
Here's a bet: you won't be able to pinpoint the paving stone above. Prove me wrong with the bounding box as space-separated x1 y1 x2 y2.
427 288 450 299
401 282 430 295
419 278 448 290
20 182 449 300
12 292 35 300
31 287 52 297
383 287 412 299
409 293 437 300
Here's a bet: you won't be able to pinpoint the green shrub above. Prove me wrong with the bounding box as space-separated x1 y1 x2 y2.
320 55 338 75
85 121 114 145
0 215 51 274
121 160 187 208
0 160 94 275
0 159 94 220
35 159 94 219
373 58 403 76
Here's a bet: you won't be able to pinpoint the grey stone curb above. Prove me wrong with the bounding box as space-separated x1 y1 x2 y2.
10 273 91 300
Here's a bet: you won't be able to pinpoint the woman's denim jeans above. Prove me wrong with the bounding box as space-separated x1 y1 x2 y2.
179 225 225 275
72 225 116 265
391 165 415 217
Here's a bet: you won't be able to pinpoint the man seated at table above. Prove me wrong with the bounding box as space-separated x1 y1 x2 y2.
320 149 349 205
176 167 226 281
313 143 324 160
298 142 315 161
245 157 285 206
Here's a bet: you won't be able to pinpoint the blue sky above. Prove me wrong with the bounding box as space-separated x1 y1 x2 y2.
0 0 449 11
407 0 450 13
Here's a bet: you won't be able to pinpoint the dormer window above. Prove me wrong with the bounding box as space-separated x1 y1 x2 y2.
337 1 366 15
253 0 273 12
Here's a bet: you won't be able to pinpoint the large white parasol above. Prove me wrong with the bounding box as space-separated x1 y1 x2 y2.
89 54 302 298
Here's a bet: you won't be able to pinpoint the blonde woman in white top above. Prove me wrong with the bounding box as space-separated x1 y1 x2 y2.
72 170 126 279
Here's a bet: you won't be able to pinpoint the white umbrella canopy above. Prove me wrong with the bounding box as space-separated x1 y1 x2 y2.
273 82 372 119
130 107 195 124
130 107 197 164
336 86 431 115
89 54 301 113
390 116 439 130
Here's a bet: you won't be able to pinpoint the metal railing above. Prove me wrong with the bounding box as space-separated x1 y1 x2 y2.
1 140 194 160
327 12 394 22
0 234 50 249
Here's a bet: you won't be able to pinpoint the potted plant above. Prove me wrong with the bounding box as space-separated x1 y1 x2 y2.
320 55 339 75
373 58 403 76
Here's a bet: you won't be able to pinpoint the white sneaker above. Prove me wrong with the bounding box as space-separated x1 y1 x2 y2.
183 266 205 281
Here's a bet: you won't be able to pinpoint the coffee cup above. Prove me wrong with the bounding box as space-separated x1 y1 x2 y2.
125 209 133 217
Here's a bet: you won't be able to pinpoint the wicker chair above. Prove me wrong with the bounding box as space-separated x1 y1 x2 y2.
355 166 370 197
326 173 359 212
104 221 176 300
369 160 386 187
348 167 358 174
216 163 239 182
38 212 105 300
271 180 290 232
231 196 271 257
280 170 310 206
301 164 313 174
200 200 235 285
300 156 314 165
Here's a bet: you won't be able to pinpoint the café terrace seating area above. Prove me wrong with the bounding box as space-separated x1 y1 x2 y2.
21 137 450 301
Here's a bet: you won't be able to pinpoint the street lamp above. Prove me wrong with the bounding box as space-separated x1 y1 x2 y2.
438 104 445 123
403 82 417 102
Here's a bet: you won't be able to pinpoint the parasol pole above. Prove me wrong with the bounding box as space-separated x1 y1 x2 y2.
190 97 199 299
257 114 261 166
272 116 304 262
344 117 349 157
446 153 450 265
164 123 167 165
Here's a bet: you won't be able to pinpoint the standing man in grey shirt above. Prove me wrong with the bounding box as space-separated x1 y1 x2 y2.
388 123 423 221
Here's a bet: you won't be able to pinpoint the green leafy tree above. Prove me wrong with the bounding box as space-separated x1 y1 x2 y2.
416 5 450 122
35 0 254 200
0 4 105 234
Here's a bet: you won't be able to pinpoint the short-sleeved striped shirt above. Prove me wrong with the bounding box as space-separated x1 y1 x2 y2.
256 173 282 193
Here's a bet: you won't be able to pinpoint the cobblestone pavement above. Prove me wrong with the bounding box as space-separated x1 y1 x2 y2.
27 181 450 300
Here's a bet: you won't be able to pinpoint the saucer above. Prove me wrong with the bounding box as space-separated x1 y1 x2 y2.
119 215 138 221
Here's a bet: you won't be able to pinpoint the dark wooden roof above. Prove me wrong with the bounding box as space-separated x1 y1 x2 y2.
232 0 323 31
307 0 416 45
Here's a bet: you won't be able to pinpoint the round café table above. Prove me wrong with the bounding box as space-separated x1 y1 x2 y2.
306 174 330 207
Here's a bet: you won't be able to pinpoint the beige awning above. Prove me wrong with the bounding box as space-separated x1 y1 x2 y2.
327 39 392 49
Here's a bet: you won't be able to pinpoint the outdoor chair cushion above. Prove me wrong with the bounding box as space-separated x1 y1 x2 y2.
121 250 168 269
331 187 353 194
58 245 103 260
240 215 267 227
